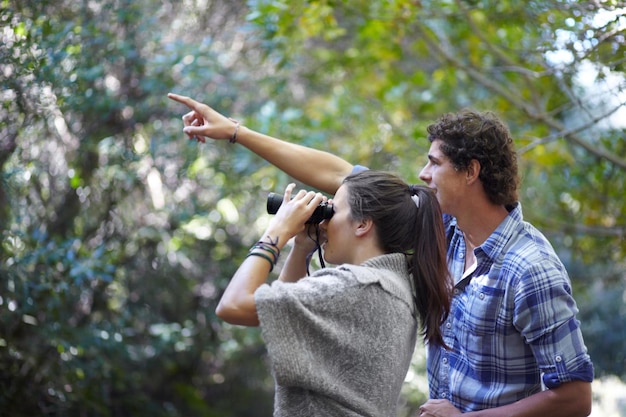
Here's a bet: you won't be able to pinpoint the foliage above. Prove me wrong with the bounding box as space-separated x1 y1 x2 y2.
1 0 275 415
1 0 624 415
247 0 626 258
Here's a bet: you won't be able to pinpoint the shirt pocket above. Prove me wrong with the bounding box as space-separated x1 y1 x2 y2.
461 283 506 335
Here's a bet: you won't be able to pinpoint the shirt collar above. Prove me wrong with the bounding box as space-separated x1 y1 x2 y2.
477 202 522 262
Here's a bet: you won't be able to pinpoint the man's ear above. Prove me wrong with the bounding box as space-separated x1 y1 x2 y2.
355 218 374 237
466 159 481 185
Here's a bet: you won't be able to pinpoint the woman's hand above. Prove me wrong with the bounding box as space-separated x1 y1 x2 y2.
263 184 325 248
167 93 238 143
292 224 324 256
216 183 324 326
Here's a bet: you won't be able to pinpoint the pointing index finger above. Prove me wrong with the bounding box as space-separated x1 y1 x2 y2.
167 93 199 109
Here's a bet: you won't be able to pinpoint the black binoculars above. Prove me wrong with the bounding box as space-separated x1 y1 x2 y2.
266 193 334 224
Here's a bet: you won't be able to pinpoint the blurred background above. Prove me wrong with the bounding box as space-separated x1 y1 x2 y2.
1 0 625 416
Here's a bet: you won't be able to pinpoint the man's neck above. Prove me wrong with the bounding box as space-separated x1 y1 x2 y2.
456 203 510 249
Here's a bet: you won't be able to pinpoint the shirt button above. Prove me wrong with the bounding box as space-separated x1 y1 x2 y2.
556 355 562 362
459 252 465 259
442 358 448 364
479 292 485 300
445 322 452 329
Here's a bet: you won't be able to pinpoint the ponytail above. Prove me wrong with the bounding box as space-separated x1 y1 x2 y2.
408 186 452 347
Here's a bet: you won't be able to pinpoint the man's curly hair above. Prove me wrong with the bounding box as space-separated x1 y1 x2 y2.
427 109 520 206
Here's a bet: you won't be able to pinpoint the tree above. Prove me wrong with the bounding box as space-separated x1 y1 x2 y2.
2 0 276 415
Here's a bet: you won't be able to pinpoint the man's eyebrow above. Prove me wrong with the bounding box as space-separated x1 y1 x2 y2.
427 154 440 162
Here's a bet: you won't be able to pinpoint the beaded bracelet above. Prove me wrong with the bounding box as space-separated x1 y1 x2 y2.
228 118 241 144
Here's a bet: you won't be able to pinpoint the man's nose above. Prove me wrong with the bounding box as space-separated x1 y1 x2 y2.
419 167 430 183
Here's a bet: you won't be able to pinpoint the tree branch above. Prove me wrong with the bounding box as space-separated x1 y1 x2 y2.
518 101 626 154
416 24 626 170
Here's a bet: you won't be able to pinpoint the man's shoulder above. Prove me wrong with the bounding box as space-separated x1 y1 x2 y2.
486 205 568 280
494 222 572 290
509 220 559 259
496 203 560 261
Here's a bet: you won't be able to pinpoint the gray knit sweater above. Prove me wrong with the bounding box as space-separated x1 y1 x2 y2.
255 253 418 417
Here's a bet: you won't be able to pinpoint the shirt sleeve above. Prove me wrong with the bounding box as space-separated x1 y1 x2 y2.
513 262 594 387
351 165 369 173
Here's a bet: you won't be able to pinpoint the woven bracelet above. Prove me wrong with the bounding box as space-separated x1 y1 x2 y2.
252 241 280 262
246 251 275 272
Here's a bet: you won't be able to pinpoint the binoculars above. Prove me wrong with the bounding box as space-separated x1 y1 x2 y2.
266 193 334 224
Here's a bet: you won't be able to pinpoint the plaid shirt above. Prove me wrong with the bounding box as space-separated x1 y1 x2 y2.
427 203 594 412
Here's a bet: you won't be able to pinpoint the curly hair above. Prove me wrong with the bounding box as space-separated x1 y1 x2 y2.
426 109 520 206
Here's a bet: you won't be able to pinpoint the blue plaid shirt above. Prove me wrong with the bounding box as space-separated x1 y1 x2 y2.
427 203 594 411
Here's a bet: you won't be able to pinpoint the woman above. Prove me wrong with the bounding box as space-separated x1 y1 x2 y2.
216 170 451 417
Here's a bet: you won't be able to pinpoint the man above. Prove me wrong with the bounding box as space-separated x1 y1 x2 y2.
168 93 594 416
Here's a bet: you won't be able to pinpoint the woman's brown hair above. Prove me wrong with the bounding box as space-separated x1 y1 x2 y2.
343 170 452 347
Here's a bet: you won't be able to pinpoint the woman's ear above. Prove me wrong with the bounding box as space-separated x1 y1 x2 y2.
354 218 374 237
